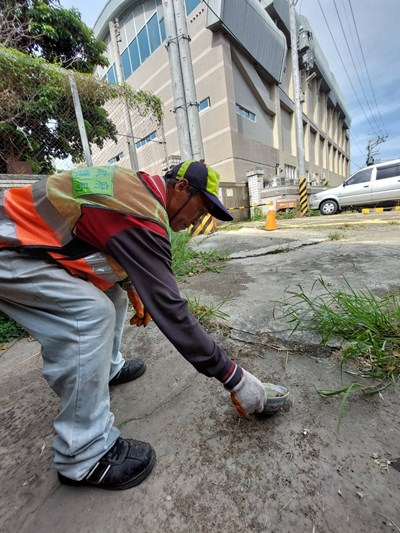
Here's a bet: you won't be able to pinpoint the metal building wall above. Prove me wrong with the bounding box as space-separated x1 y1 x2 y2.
205 0 287 84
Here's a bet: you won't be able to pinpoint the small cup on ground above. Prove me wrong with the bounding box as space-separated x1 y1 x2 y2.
259 383 289 416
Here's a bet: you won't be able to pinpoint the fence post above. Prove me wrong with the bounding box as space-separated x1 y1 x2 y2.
109 20 139 171
68 74 93 167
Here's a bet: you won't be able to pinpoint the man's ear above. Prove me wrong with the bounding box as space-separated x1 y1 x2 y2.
175 179 189 195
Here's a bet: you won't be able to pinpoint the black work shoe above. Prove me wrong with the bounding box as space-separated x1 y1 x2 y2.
109 359 146 386
58 437 156 491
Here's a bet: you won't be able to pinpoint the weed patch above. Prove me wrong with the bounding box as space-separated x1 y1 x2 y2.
170 229 228 278
186 294 230 332
250 207 263 221
277 277 400 429
217 223 244 232
328 231 344 240
0 311 28 343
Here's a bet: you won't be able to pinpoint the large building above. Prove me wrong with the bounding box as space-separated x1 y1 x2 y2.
92 0 350 188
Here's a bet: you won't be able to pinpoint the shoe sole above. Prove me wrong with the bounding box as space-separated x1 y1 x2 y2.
58 448 156 491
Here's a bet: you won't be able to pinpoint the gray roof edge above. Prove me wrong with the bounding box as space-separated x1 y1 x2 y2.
93 0 141 41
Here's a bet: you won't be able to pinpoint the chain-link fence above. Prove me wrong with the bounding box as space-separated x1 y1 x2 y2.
0 46 167 179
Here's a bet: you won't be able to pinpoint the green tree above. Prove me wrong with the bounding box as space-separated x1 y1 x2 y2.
0 0 117 173
0 0 107 73
0 47 118 174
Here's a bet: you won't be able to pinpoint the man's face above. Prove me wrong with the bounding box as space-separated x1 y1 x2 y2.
167 180 214 232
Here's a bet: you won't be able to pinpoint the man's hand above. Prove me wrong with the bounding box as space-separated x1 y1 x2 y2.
126 285 152 327
230 369 265 416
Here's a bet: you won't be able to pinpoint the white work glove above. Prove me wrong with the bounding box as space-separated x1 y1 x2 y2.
230 369 265 416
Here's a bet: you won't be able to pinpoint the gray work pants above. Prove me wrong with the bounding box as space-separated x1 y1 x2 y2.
0 250 127 480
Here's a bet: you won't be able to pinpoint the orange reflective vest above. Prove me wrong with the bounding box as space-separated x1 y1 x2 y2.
0 166 168 290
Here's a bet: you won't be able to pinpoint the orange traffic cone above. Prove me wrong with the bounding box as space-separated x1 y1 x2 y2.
264 205 277 231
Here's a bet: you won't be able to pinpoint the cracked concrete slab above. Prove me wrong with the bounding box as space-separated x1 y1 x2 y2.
1 213 400 533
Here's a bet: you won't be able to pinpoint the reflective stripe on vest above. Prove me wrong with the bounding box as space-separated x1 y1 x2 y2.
0 167 168 289
48 252 127 291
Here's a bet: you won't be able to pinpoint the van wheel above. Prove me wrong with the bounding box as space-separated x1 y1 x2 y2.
320 200 338 215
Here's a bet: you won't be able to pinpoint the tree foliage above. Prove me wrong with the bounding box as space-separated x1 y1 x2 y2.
0 46 119 173
0 0 107 73
0 1 163 174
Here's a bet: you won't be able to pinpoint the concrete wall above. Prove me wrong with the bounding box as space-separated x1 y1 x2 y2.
0 174 43 189
90 0 350 189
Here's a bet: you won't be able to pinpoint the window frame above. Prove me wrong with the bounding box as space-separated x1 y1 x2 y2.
236 103 256 122
108 151 125 165
346 168 373 186
198 97 210 112
135 130 157 150
376 164 400 181
147 12 161 53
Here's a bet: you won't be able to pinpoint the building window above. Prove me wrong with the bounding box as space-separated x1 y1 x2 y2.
135 131 157 149
159 17 166 41
106 65 117 84
198 97 210 112
236 103 256 122
121 49 132 80
185 0 201 15
108 152 124 165
284 164 296 181
147 13 161 52
129 38 141 71
111 5 168 84
138 25 150 62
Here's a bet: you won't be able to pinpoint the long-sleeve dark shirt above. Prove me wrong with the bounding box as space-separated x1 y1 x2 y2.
74 205 242 389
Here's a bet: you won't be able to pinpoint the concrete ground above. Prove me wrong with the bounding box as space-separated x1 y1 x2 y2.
1 211 400 533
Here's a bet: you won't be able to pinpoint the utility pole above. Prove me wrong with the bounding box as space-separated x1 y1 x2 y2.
173 0 204 160
163 0 193 160
366 135 387 166
289 0 308 215
109 19 139 171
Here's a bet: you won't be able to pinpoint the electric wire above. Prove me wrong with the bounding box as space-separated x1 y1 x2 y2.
316 0 377 134
332 0 383 133
347 0 387 133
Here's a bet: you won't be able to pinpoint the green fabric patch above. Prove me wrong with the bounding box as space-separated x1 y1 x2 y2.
72 167 114 197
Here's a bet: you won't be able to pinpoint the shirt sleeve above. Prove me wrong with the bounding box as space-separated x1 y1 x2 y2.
106 225 242 389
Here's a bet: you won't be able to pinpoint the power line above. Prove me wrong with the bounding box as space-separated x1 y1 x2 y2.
350 131 366 156
316 0 378 134
332 0 383 133
347 0 387 133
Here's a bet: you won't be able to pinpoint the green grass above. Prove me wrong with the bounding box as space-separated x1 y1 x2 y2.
327 231 344 240
277 277 400 429
186 294 230 327
250 207 263 221
276 208 321 220
0 311 28 343
279 277 400 378
170 229 229 278
217 223 244 232
276 208 300 220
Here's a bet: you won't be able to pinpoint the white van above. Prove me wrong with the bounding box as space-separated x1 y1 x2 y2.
310 159 400 215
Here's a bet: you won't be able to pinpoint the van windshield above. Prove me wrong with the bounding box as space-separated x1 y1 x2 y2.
346 168 372 185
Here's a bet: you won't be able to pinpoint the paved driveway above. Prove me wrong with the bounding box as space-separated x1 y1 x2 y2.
1 212 399 533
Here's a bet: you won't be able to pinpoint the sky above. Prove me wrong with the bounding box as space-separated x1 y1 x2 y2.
60 0 400 173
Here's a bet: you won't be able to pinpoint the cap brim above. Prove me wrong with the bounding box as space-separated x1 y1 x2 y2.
201 191 233 221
